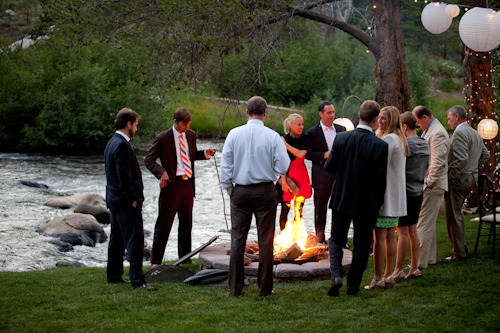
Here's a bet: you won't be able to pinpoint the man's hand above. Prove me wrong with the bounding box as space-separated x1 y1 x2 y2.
282 181 291 194
324 151 330 159
132 201 137 208
160 171 169 188
205 148 216 159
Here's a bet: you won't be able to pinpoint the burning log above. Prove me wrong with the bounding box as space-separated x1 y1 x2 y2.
275 242 303 259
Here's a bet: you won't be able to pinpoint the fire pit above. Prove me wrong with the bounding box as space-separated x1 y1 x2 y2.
199 197 352 281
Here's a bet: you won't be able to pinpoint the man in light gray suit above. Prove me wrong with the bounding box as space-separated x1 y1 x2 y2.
413 106 450 269
445 105 490 261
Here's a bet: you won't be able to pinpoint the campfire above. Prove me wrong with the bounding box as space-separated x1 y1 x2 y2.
245 196 328 264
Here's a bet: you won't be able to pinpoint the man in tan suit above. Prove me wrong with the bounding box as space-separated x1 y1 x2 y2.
413 106 450 269
445 105 490 261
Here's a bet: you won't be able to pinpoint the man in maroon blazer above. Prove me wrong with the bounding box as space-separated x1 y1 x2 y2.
145 107 215 267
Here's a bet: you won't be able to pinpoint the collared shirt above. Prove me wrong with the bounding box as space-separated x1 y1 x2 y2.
172 125 191 176
220 119 290 194
422 118 437 138
455 122 467 131
357 124 373 132
115 130 130 142
320 121 336 151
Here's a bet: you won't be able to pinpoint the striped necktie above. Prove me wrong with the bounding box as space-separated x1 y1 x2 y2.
179 135 192 178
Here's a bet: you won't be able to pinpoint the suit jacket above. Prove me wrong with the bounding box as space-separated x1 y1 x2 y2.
104 133 144 211
144 128 207 195
325 127 388 217
423 120 450 191
448 123 490 186
305 123 346 190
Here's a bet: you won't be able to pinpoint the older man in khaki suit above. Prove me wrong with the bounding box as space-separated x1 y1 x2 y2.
445 105 490 261
413 106 450 269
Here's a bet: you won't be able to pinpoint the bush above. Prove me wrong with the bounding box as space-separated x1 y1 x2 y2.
436 59 461 77
439 78 463 93
0 39 163 151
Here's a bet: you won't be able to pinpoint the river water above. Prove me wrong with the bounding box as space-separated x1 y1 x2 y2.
0 139 324 272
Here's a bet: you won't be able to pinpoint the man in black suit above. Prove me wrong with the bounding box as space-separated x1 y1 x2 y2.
305 101 346 243
104 108 151 289
324 100 388 296
145 107 215 267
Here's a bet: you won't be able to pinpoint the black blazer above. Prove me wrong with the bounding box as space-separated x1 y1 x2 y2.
144 128 207 196
104 133 144 211
324 127 388 217
305 123 346 190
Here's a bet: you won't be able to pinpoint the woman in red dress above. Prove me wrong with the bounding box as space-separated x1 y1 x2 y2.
278 113 312 230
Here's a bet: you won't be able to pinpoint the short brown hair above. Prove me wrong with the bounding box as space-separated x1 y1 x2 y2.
173 107 191 123
114 108 140 130
247 96 267 115
359 100 381 122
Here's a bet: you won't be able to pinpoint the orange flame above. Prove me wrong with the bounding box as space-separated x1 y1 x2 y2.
273 196 308 256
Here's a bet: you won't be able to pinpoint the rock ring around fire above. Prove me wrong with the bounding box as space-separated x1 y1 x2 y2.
199 242 352 282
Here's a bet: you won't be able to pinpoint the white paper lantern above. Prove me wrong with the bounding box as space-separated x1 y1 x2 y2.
491 11 500 46
478 119 499 140
333 118 355 131
421 2 453 34
445 4 460 18
459 7 499 52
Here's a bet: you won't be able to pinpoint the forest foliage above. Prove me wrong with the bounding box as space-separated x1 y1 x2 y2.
0 0 497 151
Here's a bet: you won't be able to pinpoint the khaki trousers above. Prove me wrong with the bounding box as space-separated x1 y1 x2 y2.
444 174 475 258
417 187 444 268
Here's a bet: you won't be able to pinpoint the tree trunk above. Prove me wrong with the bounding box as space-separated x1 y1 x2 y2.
372 0 411 111
464 49 497 178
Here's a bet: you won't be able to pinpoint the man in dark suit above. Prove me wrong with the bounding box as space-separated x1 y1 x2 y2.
324 100 388 296
104 108 151 289
305 101 346 243
145 107 215 267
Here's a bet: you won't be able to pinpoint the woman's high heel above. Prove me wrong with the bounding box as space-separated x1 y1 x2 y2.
364 279 386 290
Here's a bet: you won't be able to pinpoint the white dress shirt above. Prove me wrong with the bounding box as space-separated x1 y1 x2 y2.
172 125 191 176
320 121 337 151
115 130 130 142
220 119 290 195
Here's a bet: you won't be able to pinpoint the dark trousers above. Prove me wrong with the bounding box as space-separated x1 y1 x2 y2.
314 187 332 243
150 177 194 265
329 210 376 293
107 205 145 286
229 182 277 296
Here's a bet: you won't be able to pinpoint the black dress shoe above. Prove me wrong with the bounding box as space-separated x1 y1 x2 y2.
181 259 194 265
327 277 343 297
346 286 359 295
133 283 155 290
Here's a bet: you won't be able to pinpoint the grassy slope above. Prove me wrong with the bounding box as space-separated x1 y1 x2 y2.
1 214 500 333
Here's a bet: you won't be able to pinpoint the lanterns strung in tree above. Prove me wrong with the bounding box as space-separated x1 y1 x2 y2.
478 119 499 140
421 2 452 34
491 11 500 46
445 4 460 18
459 7 499 52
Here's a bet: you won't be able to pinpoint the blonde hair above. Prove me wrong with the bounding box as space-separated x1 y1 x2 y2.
283 113 303 135
377 106 410 157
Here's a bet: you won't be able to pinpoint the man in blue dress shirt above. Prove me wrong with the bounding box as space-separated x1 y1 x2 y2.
221 96 290 297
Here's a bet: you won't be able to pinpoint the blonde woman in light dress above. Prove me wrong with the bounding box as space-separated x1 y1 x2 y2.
365 106 409 290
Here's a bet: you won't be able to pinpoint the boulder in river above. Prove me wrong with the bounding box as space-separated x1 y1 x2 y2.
39 213 107 246
20 180 49 189
74 194 110 224
44 194 88 209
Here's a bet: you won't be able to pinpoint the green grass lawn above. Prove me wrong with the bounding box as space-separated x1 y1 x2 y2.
1 214 499 333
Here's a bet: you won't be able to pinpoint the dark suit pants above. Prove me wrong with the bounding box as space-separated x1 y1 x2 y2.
329 210 375 293
314 187 332 243
107 205 146 287
151 177 194 265
229 182 277 296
